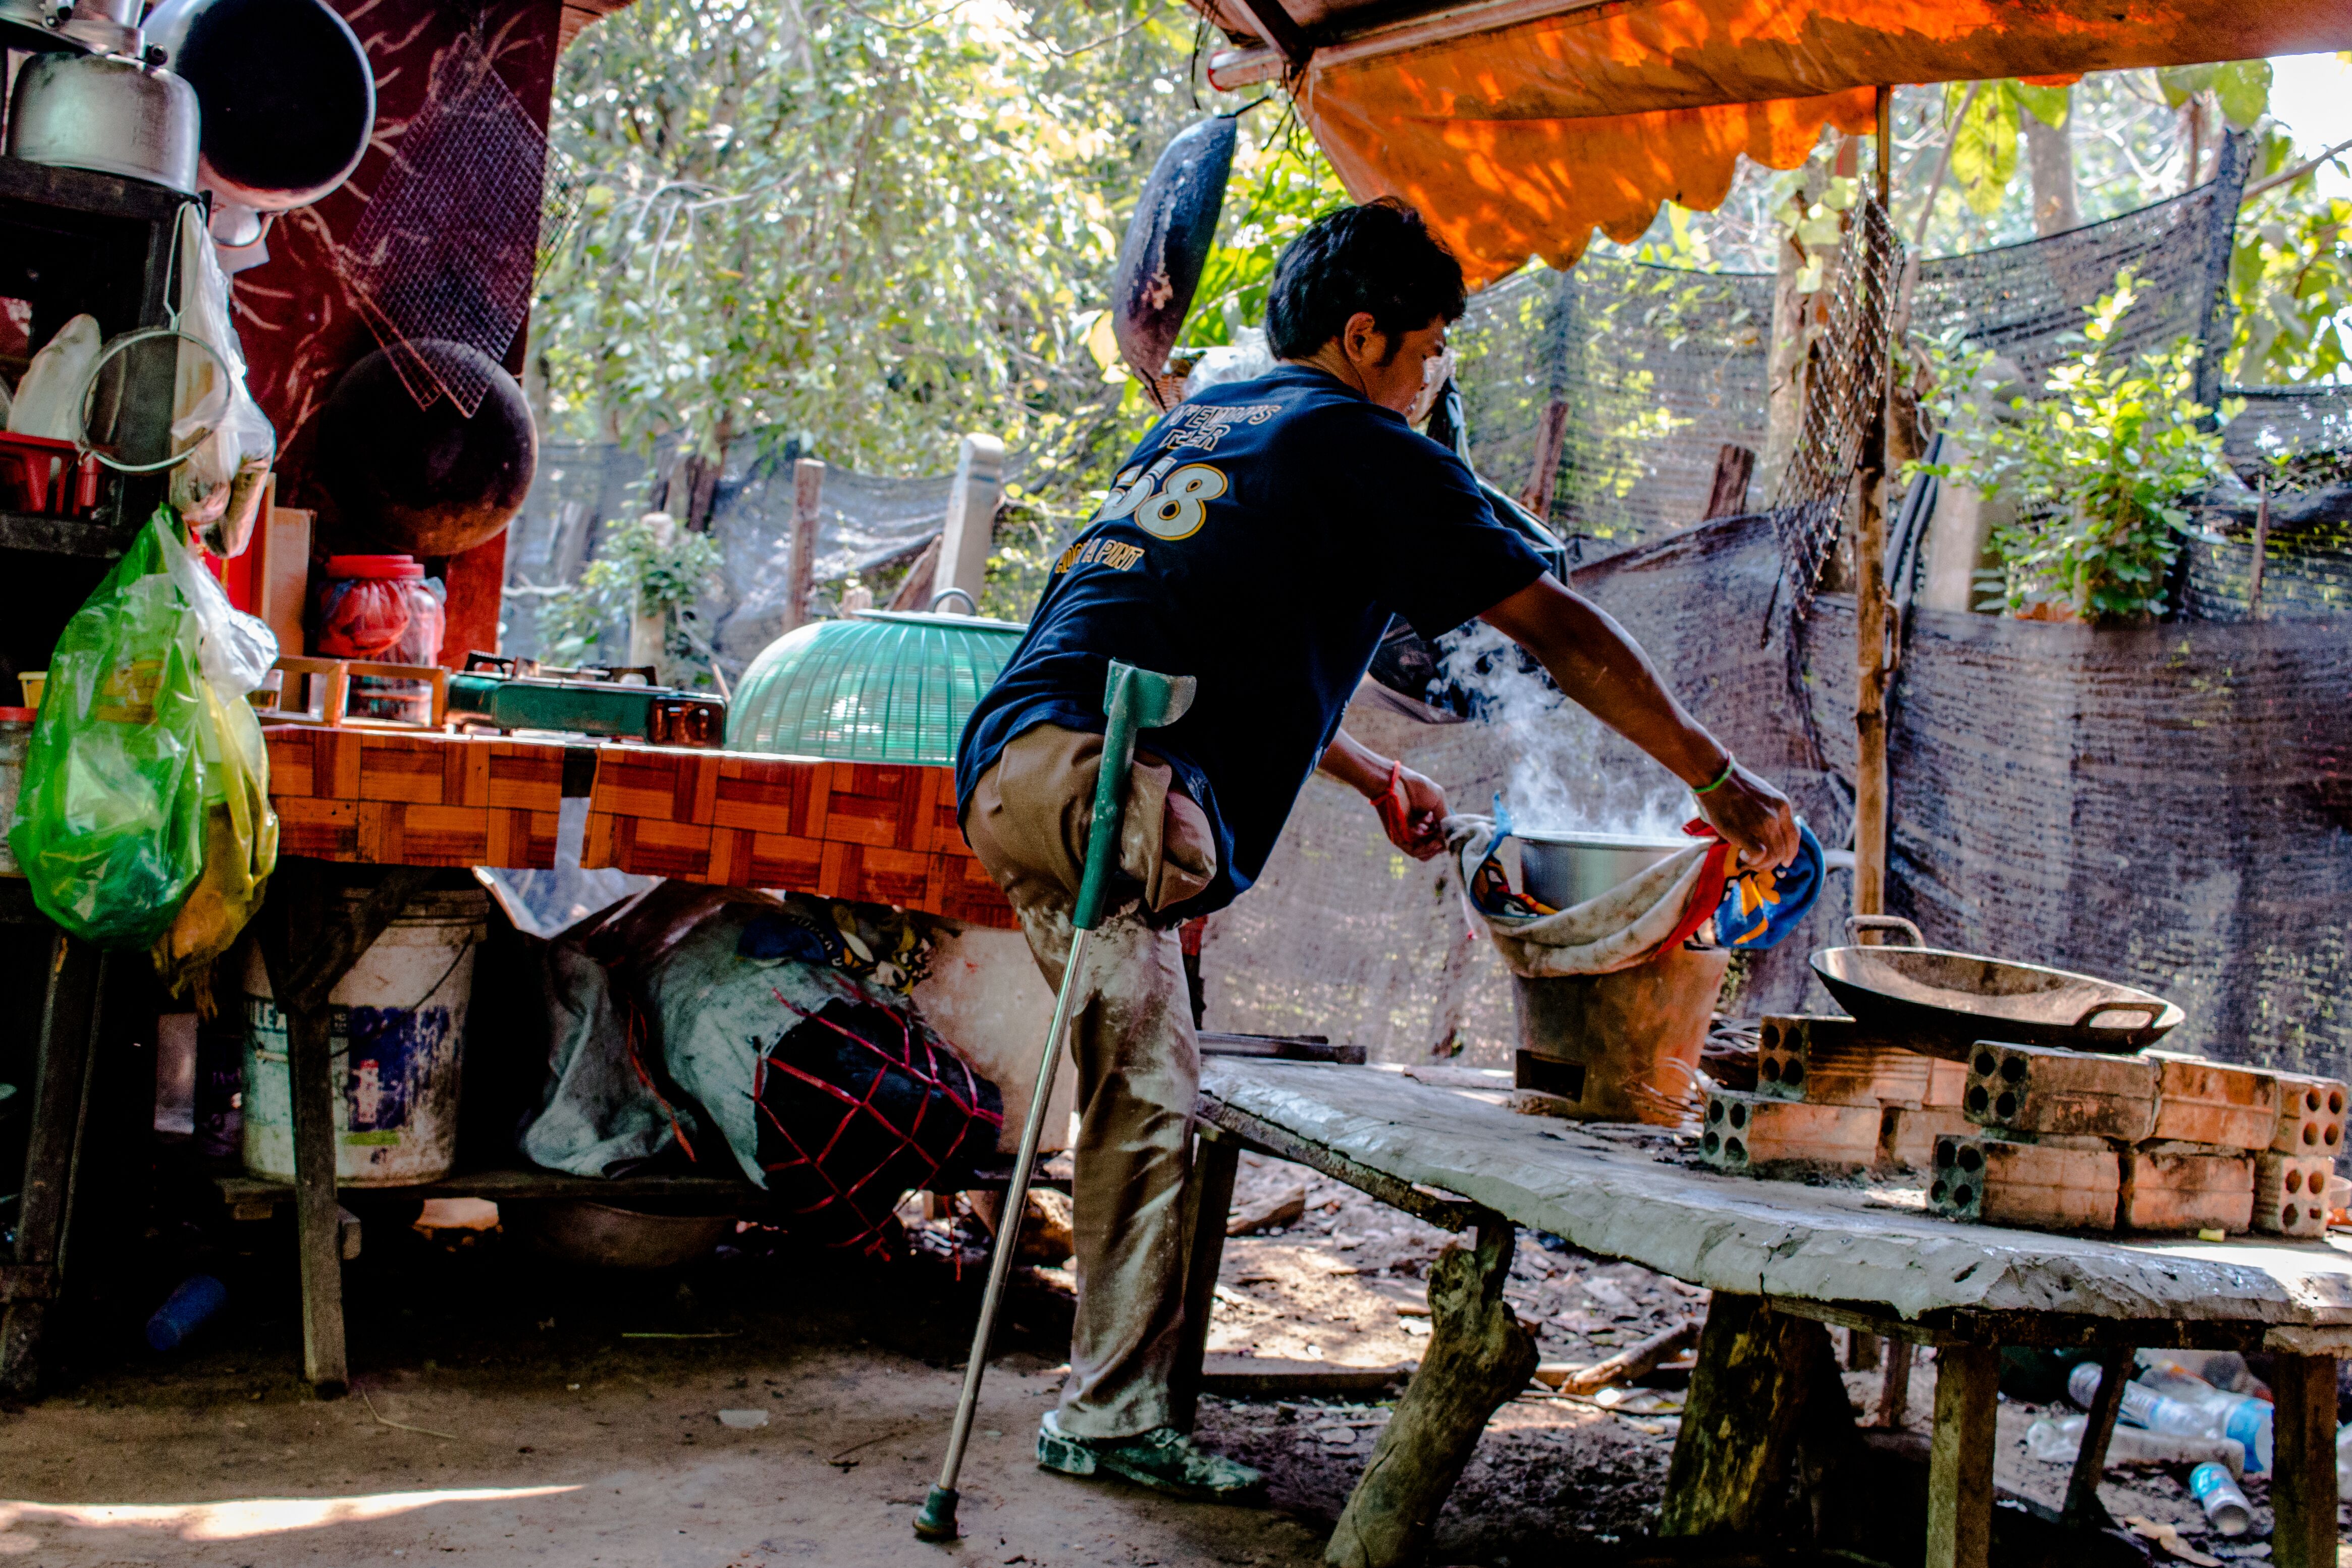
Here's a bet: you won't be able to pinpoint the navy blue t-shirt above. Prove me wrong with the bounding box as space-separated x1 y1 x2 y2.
955 364 1548 920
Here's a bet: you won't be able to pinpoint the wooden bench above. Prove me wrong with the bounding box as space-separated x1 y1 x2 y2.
1185 1058 2352 1568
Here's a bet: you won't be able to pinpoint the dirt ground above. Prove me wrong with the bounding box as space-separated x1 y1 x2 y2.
0 1145 2330 1567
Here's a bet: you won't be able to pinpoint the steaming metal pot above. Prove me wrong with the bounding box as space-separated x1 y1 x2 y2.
6 49 201 194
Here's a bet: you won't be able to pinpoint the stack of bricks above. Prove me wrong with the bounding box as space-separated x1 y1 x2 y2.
576 745 1015 930
1925 1043 2348 1237
1698 1015 1972 1177
263 726 565 869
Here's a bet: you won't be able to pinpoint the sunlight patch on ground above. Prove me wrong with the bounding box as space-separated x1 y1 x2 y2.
0 1484 579 1544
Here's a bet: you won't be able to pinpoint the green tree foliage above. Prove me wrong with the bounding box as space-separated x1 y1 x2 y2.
1919 272 2241 624
534 0 1207 481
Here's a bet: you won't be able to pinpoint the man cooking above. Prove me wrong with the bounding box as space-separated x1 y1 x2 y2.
955 198 1800 1500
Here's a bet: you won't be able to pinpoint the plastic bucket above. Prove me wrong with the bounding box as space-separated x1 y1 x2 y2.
241 887 489 1185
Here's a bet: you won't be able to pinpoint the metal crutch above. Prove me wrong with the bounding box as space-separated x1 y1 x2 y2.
914 659 1197 1543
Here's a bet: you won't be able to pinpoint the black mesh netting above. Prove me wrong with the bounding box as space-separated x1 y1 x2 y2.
1449 180 2239 556
754 993 1003 1252
502 437 980 669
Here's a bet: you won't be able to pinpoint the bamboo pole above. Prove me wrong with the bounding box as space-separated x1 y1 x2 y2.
1853 87 1896 926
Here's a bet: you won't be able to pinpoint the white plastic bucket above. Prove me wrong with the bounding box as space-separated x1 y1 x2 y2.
241 887 489 1185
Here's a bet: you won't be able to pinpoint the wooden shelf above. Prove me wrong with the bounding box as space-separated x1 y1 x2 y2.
0 509 124 559
213 1153 1068 1211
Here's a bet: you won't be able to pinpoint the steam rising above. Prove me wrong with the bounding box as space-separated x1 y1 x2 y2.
1437 623 1691 838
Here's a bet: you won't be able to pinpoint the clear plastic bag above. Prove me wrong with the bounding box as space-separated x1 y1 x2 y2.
167 206 276 557
9 509 279 962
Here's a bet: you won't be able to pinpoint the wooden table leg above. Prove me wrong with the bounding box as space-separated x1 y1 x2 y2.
1169 1124 1241 1435
287 987 348 1400
2061 1349 2128 1528
1325 1216 1535 1568
1926 1344 1998 1568
2270 1352 2340 1568
1661 1291 1841 1534
0 936 103 1396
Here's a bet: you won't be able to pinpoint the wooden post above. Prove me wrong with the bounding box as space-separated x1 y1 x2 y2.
0 936 105 1395
1661 1292 1839 1534
1701 444 1756 521
786 458 825 631
1168 1125 1242 1434
1854 86 1897 926
934 435 1005 615
2062 1349 2129 1527
1873 1340 1913 1428
1926 1344 1998 1568
259 860 438 1398
1325 1218 1536 1568
1517 399 1570 522
2249 482 2270 621
2269 1352 2340 1568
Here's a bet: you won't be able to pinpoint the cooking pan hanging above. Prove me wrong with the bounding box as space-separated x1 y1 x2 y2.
1810 915 2183 1056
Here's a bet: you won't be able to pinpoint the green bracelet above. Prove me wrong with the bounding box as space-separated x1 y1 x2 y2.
1691 754 1737 795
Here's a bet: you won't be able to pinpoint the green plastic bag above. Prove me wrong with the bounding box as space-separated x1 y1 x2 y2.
10 510 279 952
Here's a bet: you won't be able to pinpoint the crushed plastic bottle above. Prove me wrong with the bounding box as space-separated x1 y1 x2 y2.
2190 1461 2252 1536
2023 1413 2245 1476
2065 1361 2273 1473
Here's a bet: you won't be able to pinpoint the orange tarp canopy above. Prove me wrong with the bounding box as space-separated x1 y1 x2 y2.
1256 0 2352 283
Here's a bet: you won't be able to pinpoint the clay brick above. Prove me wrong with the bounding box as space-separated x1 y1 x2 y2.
1879 1107 1974 1171
2118 1145 2255 1234
1928 1134 2119 1231
2255 1153 2333 1239
1757 1014 1957 1107
1962 1042 2158 1141
2269 1072 2349 1158
1697 1089 1880 1174
2144 1052 2280 1151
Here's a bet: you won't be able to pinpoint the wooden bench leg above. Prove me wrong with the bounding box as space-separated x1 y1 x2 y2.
0 936 104 1397
1661 1291 1841 1534
1168 1125 1241 1434
2061 1348 2129 1528
1926 1344 1998 1568
2270 1352 2340 1568
1325 1217 1535 1568
288 991 348 1400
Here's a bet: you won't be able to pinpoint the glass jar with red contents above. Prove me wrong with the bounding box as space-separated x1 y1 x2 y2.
316 555 445 723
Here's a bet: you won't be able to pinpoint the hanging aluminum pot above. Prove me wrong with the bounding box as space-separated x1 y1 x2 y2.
143 0 376 253
6 50 201 194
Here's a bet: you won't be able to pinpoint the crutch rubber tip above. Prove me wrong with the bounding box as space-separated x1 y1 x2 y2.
912 1485 959 1541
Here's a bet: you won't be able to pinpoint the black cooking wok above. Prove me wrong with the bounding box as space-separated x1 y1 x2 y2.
1810 916 2183 1055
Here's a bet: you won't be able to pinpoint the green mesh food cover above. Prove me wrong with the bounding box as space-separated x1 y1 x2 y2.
726 611 1026 765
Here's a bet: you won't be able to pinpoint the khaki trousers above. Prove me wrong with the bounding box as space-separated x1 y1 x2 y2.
962 723 1216 1440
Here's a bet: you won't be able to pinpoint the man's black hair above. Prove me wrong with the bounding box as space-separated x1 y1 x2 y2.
1266 198 1466 362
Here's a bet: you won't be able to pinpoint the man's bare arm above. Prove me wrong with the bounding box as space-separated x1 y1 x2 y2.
1479 573 1800 870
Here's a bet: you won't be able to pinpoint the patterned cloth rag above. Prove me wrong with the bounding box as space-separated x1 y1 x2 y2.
1449 814 1823 978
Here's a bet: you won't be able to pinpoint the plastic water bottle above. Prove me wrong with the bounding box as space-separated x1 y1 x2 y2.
2190 1462 2252 1536
2066 1360 2273 1473
2336 1421 2350 1499
145 1273 228 1352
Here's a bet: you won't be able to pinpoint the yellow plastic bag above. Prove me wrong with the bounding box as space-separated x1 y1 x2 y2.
152 678 278 1008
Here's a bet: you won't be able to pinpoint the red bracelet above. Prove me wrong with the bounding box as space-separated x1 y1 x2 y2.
1374 759 1414 841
